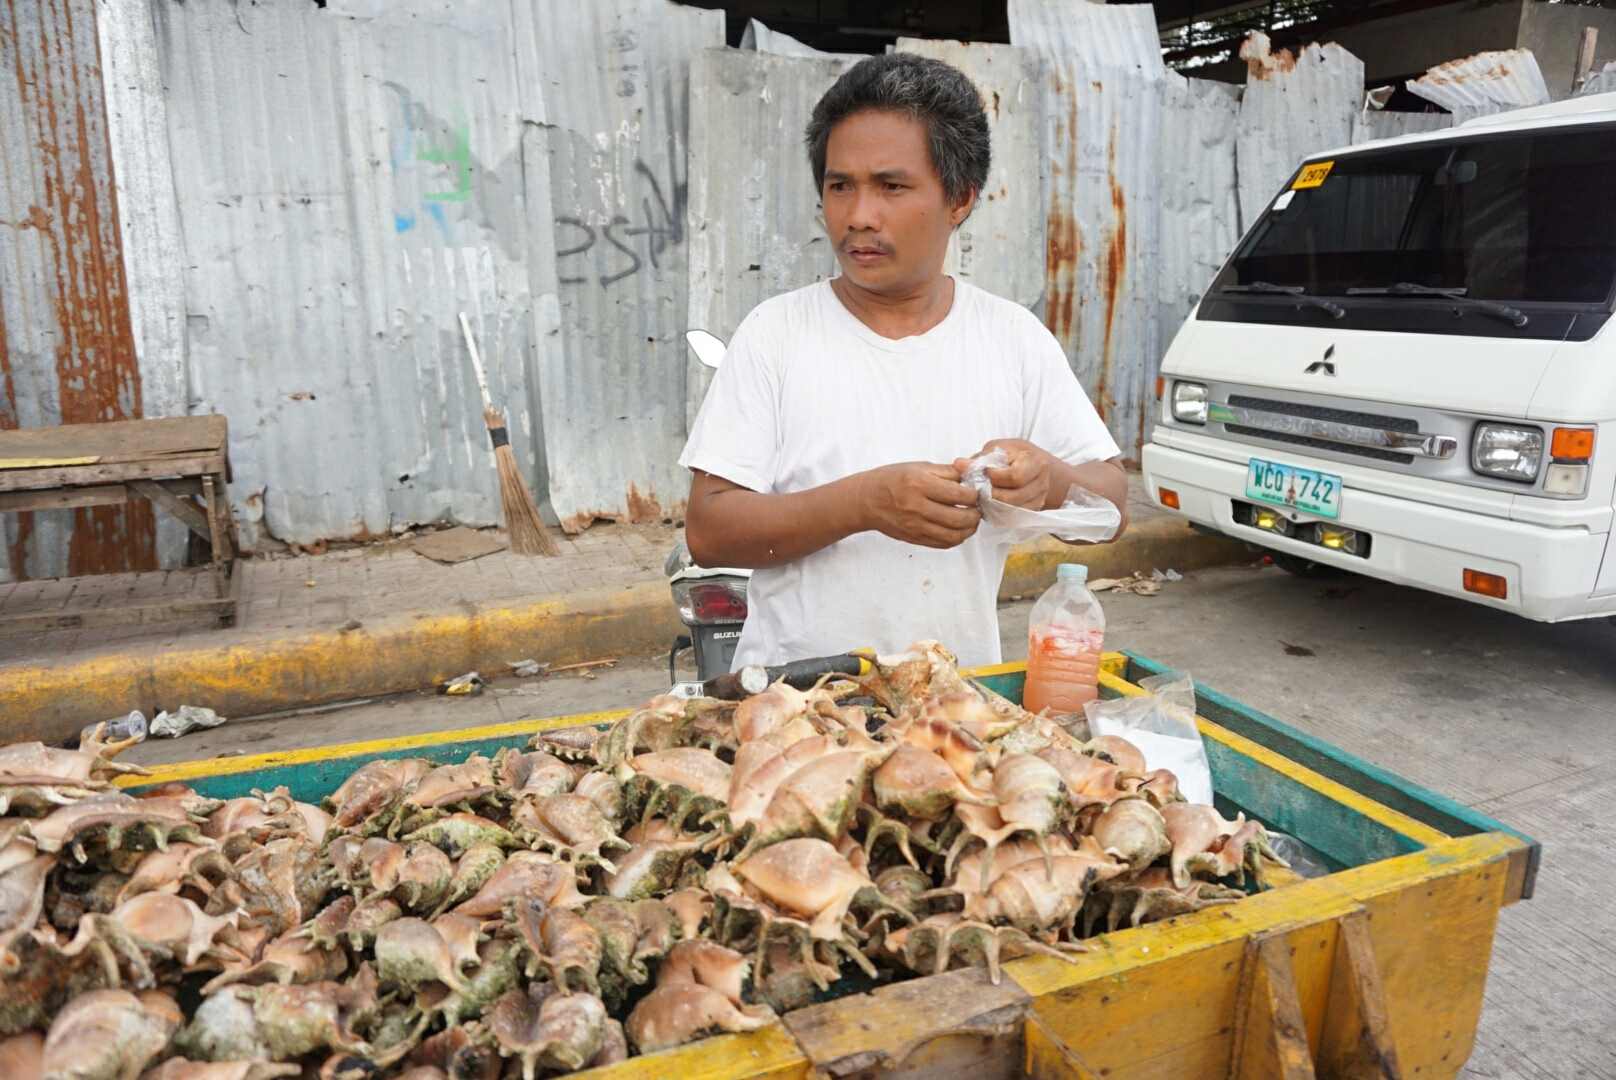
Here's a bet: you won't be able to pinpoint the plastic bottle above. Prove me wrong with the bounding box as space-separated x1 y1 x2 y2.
1023 563 1105 715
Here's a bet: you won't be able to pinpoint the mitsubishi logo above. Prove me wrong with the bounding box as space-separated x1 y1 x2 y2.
1304 344 1336 376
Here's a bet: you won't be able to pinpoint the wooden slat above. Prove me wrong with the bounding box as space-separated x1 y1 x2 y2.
128 478 210 538
0 454 227 491
782 965 1030 1080
0 594 235 633
0 484 129 513
1230 934 1316 1080
0 415 226 460
1025 1012 1104 1080
1316 910 1403 1079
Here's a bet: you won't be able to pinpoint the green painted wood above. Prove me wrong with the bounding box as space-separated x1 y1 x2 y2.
1121 651 1540 897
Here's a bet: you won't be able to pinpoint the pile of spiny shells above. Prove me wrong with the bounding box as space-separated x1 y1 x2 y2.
0 640 1287 1080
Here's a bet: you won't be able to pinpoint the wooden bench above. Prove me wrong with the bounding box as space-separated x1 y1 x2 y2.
0 416 240 632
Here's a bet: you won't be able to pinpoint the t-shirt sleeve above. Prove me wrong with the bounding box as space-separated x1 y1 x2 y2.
1017 313 1123 467
678 310 782 494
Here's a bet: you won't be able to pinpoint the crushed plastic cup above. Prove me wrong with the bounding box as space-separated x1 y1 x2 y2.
80 710 148 746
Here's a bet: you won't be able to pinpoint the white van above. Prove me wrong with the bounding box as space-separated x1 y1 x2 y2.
1142 93 1616 620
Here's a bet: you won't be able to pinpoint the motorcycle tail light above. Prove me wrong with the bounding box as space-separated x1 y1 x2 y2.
687 581 748 622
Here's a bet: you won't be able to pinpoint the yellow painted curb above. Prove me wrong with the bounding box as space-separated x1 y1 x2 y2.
0 581 682 747
0 516 1250 745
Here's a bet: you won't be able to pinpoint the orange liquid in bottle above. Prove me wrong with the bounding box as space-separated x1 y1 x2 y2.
1023 626 1104 714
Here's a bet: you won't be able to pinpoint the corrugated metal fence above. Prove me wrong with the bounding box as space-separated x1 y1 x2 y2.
6 3 1532 574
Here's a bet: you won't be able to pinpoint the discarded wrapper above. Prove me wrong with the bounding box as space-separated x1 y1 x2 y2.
152 705 227 739
444 672 485 696
506 659 549 678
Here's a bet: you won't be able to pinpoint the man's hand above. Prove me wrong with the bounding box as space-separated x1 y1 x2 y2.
953 439 1052 510
850 462 981 549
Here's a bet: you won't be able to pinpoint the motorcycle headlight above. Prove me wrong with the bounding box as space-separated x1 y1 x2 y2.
1172 381 1209 424
1472 423 1543 481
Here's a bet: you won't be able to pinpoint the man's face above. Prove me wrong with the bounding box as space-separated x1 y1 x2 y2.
822 110 975 297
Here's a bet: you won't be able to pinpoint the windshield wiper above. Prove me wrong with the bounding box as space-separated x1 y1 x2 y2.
1221 282 1345 319
1345 282 1528 327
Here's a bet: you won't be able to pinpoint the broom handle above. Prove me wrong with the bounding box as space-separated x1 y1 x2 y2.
457 311 498 417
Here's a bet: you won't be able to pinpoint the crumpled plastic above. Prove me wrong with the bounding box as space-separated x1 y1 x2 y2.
151 705 227 739
1084 671 1214 806
961 450 1121 545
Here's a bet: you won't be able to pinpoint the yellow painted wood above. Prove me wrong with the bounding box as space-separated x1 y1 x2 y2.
1096 669 1452 850
1101 651 1130 678
117 708 633 789
1008 832 1523 1080
1026 1011 1105 1080
958 659 1030 679
0 456 100 469
1316 909 1403 1079
1358 843 1510 1080
575 1024 807 1080
1230 934 1316 1080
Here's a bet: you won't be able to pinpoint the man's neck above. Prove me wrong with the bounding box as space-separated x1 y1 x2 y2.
830 273 955 341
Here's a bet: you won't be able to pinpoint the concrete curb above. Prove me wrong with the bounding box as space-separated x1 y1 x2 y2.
1 517 1250 744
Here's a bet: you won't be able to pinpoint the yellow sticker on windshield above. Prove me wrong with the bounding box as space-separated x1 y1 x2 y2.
1292 161 1334 189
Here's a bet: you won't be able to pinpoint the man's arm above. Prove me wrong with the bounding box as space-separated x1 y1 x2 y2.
685 464 981 570
953 439 1130 543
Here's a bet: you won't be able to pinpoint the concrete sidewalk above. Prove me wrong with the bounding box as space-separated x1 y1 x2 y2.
1 476 1251 743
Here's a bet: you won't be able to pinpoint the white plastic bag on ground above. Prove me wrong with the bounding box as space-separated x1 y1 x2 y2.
151 705 227 739
961 450 1120 545
1083 671 1214 805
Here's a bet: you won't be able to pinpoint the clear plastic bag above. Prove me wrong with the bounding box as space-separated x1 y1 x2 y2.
961 450 1121 545
1266 833 1332 879
1083 670 1215 805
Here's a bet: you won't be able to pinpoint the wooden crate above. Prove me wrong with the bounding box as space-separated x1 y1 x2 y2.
122 654 1532 1080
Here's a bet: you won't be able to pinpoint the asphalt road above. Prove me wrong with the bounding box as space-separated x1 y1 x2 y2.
125 561 1614 1079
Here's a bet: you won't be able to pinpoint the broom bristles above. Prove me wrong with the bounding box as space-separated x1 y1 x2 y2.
486 408 560 557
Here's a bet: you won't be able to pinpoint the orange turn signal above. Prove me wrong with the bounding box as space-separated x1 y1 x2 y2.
1463 569 1507 599
1155 376 1165 399
1159 487 1180 509
1551 427 1595 460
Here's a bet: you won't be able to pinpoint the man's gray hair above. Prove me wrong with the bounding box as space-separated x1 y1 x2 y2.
805 53 991 205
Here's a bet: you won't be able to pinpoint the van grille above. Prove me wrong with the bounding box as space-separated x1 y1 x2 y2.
1223 395 1418 464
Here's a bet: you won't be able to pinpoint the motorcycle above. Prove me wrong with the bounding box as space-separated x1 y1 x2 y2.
666 329 753 694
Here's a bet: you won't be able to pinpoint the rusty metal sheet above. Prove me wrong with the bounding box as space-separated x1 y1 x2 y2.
1008 0 1166 463
1236 33 1365 225
1350 109 1454 144
1407 49 1552 123
0 0 154 581
896 38 1047 314
740 17 863 63
1158 71 1239 360
149 0 552 548
530 0 724 532
97 0 190 569
685 47 851 430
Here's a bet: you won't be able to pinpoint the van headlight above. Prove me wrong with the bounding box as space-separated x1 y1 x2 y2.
1172 382 1209 424
1472 423 1543 481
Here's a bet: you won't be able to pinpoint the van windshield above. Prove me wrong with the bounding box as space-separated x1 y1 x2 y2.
1221 126 1616 307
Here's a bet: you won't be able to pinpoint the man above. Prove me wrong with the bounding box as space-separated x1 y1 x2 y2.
680 53 1128 669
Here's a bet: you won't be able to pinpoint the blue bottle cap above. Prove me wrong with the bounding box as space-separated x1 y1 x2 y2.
1056 563 1089 582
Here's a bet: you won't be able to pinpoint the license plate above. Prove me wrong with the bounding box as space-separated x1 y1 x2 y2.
1245 458 1342 519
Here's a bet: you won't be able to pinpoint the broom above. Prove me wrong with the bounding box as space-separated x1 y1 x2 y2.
458 311 560 557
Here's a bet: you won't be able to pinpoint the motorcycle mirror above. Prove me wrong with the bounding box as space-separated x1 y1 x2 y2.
685 329 727 369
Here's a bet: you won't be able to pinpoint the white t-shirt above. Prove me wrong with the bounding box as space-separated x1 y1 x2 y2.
679 279 1120 669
